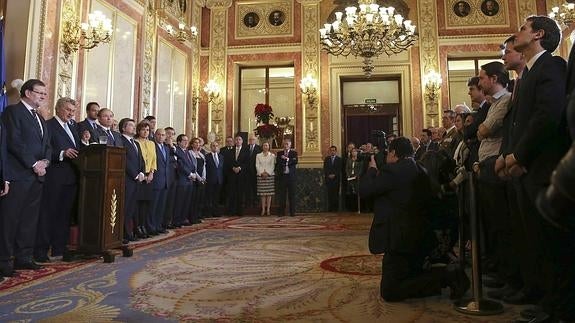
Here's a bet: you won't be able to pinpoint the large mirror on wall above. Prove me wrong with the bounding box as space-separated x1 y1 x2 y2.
447 57 501 109
239 66 295 148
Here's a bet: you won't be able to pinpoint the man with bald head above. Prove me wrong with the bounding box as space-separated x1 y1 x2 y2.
95 108 123 147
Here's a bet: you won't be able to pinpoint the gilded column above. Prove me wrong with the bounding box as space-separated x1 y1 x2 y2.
190 0 202 136
297 0 321 162
142 0 158 119
56 0 76 100
206 0 232 142
417 0 440 127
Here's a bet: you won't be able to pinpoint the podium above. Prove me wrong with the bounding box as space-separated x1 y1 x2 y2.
73 144 131 262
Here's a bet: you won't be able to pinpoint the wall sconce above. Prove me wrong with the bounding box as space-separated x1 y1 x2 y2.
61 9 113 57
203 79 221 103
423 71 442 104
299 74 318 107
154 0 198 43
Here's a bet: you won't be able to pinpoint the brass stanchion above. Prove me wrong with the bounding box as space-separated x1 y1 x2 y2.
454 171 503 315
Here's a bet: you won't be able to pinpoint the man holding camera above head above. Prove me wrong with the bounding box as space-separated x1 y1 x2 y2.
360 137 469 302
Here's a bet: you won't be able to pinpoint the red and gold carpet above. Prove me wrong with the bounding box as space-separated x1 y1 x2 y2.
0 214 521 322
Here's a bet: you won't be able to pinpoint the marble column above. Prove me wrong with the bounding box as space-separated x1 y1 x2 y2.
418 0 440 128
141 0 158 119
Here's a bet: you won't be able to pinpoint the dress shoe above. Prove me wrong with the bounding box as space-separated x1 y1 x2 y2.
34 256 51 264
0 266 14 277
520 307 544 320
527 311 551 323
14 262 43 270
444 266 470 299
157 229 167 234
0 276 4 282
503 288 540 305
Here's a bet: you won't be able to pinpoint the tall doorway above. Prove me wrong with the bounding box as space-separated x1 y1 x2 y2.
341 77 401 149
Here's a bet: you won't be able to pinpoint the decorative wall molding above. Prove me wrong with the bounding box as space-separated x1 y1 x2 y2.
190 0 202 136
517 0 537 21
418 0 440 128
206 0 232 142
56 0 76 99
143 0 157 118
235 0 293 38
297 0 321 158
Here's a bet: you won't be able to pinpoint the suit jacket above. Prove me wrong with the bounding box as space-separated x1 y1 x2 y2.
76 118 99 143
119 135 145 186
45 117 80 185
276 149 298 177
206 152 224 185
222 146 235 176
359 158 433 254
152 142 172 190
508 52 569 184
247 144 263 175
1 101 51 182
95 125 124 147
439 126 462 158
323 155 342 182
230 145 249 174
174 146 195 186
0 119 6 187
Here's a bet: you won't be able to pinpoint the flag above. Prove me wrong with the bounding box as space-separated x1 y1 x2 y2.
0 17 7 114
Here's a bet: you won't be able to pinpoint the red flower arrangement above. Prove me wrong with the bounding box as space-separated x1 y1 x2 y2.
254 103 279 139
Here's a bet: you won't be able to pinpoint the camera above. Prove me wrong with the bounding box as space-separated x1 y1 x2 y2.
371 130 388 152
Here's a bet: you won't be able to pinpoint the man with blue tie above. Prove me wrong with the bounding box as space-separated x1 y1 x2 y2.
276 138 298 216
34 97 80 262
95 108 123 147
0 79 52 277
149 128 171 234
205 141 224 217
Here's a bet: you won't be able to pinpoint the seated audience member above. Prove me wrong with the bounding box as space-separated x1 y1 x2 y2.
360 137 469 302
256 142 276 216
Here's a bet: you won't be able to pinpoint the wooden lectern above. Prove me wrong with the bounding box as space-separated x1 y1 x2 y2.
73 144 131 262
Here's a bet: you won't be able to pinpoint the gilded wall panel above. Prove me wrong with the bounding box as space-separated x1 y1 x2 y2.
418 0 440 127
235 0 293 38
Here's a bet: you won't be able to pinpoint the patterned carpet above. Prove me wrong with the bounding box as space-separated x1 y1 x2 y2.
0 214 520 322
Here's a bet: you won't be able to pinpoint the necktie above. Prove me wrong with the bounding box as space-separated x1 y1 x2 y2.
30 109 44 137
511 77 521 103
214 153 219 168
63 122 76 146
92 122 97 130
130 138 138 153
235 147 240 160
160 144 166 160
107 129 114 144
284 150 289 174
250 145 254 154
331 156 335 165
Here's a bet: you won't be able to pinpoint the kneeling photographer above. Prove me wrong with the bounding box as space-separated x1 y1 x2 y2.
360 137 469 302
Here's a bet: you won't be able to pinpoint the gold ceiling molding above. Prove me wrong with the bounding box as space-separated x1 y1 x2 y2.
235 0 293 39
298 0 322 157
517 0 537 21
227 44 302 54
418 0 441 128
206 0 232 141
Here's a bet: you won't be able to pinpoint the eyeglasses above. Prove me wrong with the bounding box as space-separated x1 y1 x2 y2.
31 90 48 96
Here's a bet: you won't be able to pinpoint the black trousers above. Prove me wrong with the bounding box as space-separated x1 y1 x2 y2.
190 181 205 223
0 180 43 264
380 252 443 301
326 179 340 212
35 182 77 258
227 173 244 216
163 181 177 228
174 184 192 225
149 187 168 232
205 182 222 217
278 174 296 216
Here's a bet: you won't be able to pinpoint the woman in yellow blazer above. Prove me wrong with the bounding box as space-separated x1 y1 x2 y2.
135 120 157 237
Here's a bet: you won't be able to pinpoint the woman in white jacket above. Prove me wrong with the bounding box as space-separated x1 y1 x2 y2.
256 142 276 216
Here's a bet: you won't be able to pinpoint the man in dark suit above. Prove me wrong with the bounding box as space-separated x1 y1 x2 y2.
95 108 123 147
220 136 235 205
0 79 52 276
439 110 462 157
149 128 171 234
76 102 100 143
173 134 195 226
205 141 224 217
245 135 262 207
502 16 569 313
162 127 178 229
416 129 438 160
276 138 298 216
324 145 342 212
144 116 156 141
359 137 469 301
34 97 80 262
227 135 249 216
118 118 146 242
0 119 6 282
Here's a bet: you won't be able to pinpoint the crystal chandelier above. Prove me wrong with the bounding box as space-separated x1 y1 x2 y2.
61 9 113 56
549 2 575 28
319 0 417 77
